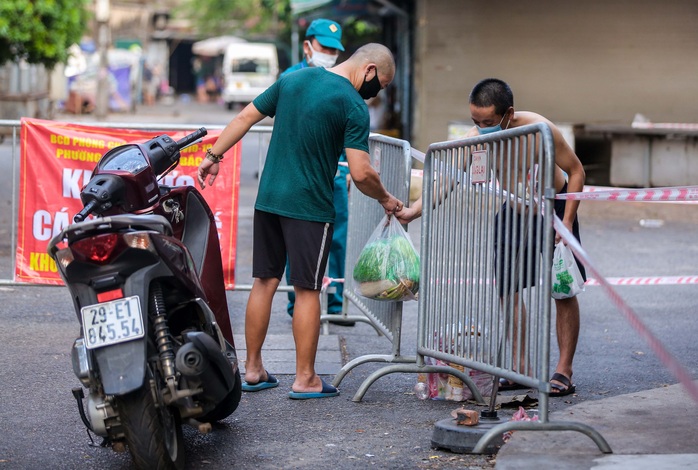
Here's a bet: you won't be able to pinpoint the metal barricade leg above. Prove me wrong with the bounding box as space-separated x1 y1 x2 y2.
329 134 417 397
472 420 612 454
349 363 486 404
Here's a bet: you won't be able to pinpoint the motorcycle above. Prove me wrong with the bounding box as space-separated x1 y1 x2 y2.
47 128 241 469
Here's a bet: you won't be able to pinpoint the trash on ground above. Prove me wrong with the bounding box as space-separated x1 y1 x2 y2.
450 407 479 426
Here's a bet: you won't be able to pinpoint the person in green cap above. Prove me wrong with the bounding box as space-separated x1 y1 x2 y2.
281 19 351 323
287 18 345 72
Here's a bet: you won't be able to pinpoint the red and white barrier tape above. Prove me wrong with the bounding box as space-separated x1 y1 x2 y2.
632 122 698 131
554 215 698 404
586 276 698 286
556 185 698 203
432 276 698 287
321 276 344 290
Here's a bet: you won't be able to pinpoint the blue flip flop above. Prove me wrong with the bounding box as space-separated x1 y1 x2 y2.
288 379 339 400
242 371 279 392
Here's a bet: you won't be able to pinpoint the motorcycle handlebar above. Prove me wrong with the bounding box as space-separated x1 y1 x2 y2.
74 199 99 223
176 127 208 151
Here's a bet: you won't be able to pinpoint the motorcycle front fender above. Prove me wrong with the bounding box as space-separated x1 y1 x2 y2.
94 338 147 395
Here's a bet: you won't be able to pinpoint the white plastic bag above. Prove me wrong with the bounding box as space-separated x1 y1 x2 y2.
352 215 420 301
551 242 585 299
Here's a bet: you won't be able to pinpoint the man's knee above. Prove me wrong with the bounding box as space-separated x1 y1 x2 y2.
293 285 320 298
554 296 580 313
255 277 281 291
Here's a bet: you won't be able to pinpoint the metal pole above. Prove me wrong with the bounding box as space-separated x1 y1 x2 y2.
291 16 299 66
95 0 110 120
373 0 411 141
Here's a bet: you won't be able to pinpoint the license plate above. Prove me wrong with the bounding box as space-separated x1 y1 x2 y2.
81 296 145 349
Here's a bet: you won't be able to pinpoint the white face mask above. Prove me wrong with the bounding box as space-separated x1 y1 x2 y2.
305 41 338 69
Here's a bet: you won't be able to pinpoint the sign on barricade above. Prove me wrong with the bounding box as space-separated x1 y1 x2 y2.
15 118 241 288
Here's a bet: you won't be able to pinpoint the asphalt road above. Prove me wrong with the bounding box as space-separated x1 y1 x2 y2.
1 102 696 469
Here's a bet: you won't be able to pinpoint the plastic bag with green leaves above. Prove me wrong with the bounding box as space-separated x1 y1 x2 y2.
352 215 420 301
551 242 585 299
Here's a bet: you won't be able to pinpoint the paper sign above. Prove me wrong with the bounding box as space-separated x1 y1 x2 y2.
470 149 488 184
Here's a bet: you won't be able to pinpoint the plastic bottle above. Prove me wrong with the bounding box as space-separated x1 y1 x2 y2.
415 373 429 400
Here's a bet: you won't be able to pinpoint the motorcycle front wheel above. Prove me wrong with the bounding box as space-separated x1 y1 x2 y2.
115 373 185 470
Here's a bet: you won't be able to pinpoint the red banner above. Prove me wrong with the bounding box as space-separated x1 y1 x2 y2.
16 118 241 289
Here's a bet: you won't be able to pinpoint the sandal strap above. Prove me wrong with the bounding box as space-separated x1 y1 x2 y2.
551 372 572 388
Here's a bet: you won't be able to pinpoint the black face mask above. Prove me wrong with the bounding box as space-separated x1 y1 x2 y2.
358 72 381 100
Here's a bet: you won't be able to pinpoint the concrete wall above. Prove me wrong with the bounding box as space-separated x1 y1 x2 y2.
413 0 698 150
0 62 52 120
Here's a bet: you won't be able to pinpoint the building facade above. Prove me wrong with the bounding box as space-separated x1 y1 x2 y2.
412 0 698 151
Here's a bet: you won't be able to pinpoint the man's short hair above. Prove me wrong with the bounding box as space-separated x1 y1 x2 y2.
469 78 514 115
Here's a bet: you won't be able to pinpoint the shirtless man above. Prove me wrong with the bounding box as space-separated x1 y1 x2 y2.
397 78 585 396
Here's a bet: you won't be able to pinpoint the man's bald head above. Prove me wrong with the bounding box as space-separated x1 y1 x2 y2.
349 43 395 78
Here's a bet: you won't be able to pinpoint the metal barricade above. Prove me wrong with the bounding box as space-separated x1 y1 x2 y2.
0 119 396 325
0 121 20 285
418 123 610 453
332 134 479 402
331 134 411 333
0 119 272 285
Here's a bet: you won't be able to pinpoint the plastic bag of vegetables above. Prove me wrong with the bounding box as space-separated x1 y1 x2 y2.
352 215 420 301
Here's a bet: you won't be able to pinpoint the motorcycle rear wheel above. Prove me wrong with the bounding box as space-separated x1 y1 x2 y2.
115 378 185 470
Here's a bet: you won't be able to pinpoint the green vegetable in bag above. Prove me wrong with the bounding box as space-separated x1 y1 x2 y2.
353 215 420 301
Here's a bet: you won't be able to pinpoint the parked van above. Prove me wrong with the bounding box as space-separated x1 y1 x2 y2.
221 42 278 109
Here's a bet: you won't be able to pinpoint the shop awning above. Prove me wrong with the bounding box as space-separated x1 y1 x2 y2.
291 0 334 14
192 36 247 57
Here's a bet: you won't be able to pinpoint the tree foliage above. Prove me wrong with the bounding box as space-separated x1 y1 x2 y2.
0 0 90 68
179 0 292 38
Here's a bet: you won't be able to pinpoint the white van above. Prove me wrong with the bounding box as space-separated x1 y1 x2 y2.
221 42 278 109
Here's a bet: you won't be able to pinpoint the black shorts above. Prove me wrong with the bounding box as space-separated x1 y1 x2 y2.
494 183 586 297
252 210 333 291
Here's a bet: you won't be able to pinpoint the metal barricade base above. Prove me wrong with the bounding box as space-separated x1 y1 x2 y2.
431 416 506 455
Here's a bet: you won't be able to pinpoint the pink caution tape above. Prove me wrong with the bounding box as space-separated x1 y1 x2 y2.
556 185 698 203
321 277 344 290
554 215 698 404
586 276 698 286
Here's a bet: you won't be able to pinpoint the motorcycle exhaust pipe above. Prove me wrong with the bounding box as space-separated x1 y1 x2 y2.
175 332 235 406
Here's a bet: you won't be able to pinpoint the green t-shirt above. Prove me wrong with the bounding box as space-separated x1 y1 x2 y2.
253 67 369 223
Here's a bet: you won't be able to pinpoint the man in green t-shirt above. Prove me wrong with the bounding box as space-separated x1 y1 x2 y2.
198 43 403 399
280 18 349 320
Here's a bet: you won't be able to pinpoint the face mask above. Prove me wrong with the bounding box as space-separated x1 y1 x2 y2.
305 41 338 69
477 110 510 134
358 71 382 100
